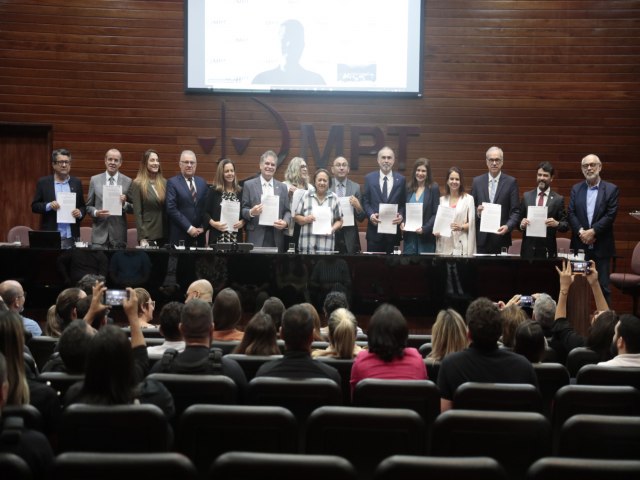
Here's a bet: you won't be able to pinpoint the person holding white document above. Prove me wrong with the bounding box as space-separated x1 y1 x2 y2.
435 167 476 255
295 169 343 254
519 161 568 259
400 158 440 254
330 156 366 254
203 158 245 244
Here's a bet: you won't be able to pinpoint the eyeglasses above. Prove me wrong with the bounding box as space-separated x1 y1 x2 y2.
147 300 155 308
582 162 600 170
180 161 196 166
55 161 71 165
487 158 502 164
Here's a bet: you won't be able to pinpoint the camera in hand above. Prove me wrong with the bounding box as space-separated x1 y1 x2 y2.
520 295 534 307
570 260 590 274
103 289 129 306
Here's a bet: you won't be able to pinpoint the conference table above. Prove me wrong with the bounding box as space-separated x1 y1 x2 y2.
0 246 590 334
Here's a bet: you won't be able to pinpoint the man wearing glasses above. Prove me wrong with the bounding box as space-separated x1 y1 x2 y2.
166 150 208 247
568 154 619 305
31 148 86 248
471 146 520 254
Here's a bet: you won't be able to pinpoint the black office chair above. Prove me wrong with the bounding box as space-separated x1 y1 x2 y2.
306 405 425 479
25 335 57 371
418 342 432 358
533 363 570 418
453 382 543 414
37 372 84 398
528 457 640 480
566 347 599 377
52 452 197 480
576 364 640 389
425 359 440 383
558 414 640 459
209 340 241 355
210 452 357 480
375 455 507 480
177 404 298 477
2 404 43 431
224 354 282 381
407 334 432 349
0 453 32 480
59 404 172 453
315 357 354 405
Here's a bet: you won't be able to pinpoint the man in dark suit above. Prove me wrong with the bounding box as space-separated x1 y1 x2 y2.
471 146 520 254
568 154 619 305
31 148 86 248
362 146 406 253
330 156 366 254
165 150 208 247
85 148 133 248
241 150 291 252
518 161 569 259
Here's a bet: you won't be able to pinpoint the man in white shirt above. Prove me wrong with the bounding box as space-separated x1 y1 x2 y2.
599 314 640 367
147 301 185 360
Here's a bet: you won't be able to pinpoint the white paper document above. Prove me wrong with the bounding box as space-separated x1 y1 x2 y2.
403 202 423 232
102 185 123 216
338 197 354 227
56 192 76 223
526 205 548 238
377 203 398 235
479 202 502 233
434 205 456 238
220 200 241 232
258 194 279 226
312 205 332 235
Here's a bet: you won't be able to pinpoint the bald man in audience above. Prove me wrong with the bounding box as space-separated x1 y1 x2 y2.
185 279 214 304
0 280 42 336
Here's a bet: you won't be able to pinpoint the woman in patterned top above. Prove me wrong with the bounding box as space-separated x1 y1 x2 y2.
203 158 245 244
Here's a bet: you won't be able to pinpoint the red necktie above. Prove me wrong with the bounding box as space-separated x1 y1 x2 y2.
538 191 545 206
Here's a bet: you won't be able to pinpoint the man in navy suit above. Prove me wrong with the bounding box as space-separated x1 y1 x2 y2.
166 150 208 247
471 146 520 254
519 161 569 259
568 154 619 305
330 156 366 254
362 146 406 253
31 148 86 248
241 150 291 252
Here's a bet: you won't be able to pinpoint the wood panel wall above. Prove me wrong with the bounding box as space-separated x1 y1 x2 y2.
1 0 639 311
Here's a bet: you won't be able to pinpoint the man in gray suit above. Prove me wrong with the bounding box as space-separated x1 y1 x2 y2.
330 156 365 254
241 150 291 252
86 148 133 248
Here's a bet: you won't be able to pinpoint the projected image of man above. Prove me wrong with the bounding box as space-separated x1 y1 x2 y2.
252 19 325 86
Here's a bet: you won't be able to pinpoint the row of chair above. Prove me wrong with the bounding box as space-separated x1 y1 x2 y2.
7 225 140 248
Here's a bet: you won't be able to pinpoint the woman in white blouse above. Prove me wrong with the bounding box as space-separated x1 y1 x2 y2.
435 167 476 255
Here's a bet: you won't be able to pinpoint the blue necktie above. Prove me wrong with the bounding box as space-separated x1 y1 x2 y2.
382 176 388 202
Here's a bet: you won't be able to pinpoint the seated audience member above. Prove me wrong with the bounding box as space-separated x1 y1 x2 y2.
0 352 54 480
350 304 427 395
598 314 640 367
76 273 106 295
255 304 341 384
42 319 93 373
320 291 364 337
514 320 546 363
150 299 247 390
147 302 185 358
46 287 87 337
134 287 156 328
312 308 363 359
437 297 538 412
427 308 468 362
233 312 281 355
75 295 110 331
260 296 286 332
185 279 214 305
551 259 610 363
301 302 325 341
500 304 529 349
0 280 42 337
212 288 244 341
586 310 618 362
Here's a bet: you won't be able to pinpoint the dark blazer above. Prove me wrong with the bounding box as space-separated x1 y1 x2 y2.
362 171 406 251
203 186 244 243
31 175 86 239
86 172 133 246
128 180 167 243
241 176 291 252
471 172 520 253
406 182 440 237
165 174 208 246
568 180 619 258
330 177 366 254
519 189 568 258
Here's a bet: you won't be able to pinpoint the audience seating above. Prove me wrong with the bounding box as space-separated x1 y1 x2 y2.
609 240 640 316
315 357 354 404
177 404 298 477
566 347 599 377
576 364 640 390
224 354 283 381
2 404 43 431
452 382 544 414
59 404 172 453
532 363 570 418
25 336 57 372
52 452 197 480
209 340 241 355
425 359 440 383
38 372 84 399
558 414 640 459
210 451 357 480
146 373 238 419
121 326 163 338
418 342 432 358
374 455 507 480
431 409 551 480
6 225 32 245
407 334 432 349
306 405 426 479
528 457 640 480
541 346 558 363
0 452 32 480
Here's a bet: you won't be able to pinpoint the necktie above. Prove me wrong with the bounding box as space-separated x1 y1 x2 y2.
264 182 271 194
188 178 196 203
382 176 388 202
489 178 496 203
108 176 115 186
538 191 545 206
338 182 345 197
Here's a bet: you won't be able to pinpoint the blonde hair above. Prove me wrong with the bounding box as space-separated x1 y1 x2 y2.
427 308 468 361
45 304 62 338
284 157 309 188
0 311 30 404
500 305 529 348
325 308 358 358
133 149 166 202
134 288 151 317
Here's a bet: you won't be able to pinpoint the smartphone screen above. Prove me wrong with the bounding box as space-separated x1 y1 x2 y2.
103 289 129 306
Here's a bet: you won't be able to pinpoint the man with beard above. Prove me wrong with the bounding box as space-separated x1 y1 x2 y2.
518 161 569 259
599 314 640 367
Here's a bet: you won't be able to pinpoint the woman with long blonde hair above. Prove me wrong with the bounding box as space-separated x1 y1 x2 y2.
313 308 363 359
129 149 167 246
427 308 468 361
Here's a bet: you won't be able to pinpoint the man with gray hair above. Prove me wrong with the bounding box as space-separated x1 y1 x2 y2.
0 280 41 336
